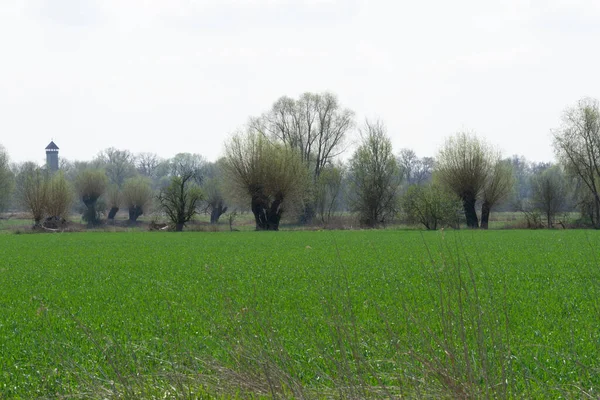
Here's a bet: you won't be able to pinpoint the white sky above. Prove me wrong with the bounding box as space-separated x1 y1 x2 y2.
1 0 600 165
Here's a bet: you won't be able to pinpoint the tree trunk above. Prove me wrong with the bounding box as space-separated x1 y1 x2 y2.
252 192 283 231
128 206 143 223
462 195 479 229
108 207 119 220
480 201 491 230
175 223 184 232
210 202 227 224
82 197 99 226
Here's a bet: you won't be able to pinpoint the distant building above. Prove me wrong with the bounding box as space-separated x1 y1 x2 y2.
45 141 59 172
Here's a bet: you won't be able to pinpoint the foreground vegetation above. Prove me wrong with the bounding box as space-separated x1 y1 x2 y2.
1 230 599 398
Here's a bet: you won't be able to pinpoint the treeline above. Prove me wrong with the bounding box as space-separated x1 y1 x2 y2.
0 93 598 231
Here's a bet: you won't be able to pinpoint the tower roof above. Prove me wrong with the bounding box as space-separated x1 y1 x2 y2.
45 141 59 150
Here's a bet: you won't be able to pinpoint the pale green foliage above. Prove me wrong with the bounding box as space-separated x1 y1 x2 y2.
106 185 121 209
75 169 108 224
349 120 401 227
225 132 307 203
224 131 308 230
436 132 512 228
16 167 72 225
436 132 490 202
75 169 108 202
122 176 153 221
46 172 74 220
402 184 462 230
18 166 48 225
123 176 153 208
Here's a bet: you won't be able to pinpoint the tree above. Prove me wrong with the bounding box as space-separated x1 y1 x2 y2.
0 145 14 212
203 177 227 224
75 169 108 225
201 160 228 224
136 152 162 180
169 153 206 185
157 172 203 231
106 185 121 220
45 172 74 223
402 184 462 230
480 158 514 229
122 176 153 223
436 132 491 228
349 120 402 227
397 149 434 186
255 92 354 180
252 92 355 222
96 148 136 188
17 165 48 226
553 98 600 228
531 166 568 228
224 131 307 231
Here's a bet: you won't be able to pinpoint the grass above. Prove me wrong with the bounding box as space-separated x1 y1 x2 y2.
0 230 599 398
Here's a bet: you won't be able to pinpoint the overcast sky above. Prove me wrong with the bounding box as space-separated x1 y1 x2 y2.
1 0 600 165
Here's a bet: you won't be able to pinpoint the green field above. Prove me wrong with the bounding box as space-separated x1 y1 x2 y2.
1 230 599 398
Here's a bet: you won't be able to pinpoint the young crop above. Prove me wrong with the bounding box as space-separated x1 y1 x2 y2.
0 231 599 398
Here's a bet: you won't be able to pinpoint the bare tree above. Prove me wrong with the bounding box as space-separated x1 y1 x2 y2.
157 172 203 231
96 148 136 188
224 131 307 231
75 169 108 226
122 176 153 223
436 132 491 228
481 158 514 229
0 145 14 212
136 152 162 180
106 185 121 221
349 120 402 227
531 165 568 228
255 92 354 180
553 97 600 227
398 149 435 186
169 153 206 185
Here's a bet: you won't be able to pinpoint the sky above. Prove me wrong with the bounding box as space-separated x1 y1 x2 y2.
1 0 600 165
